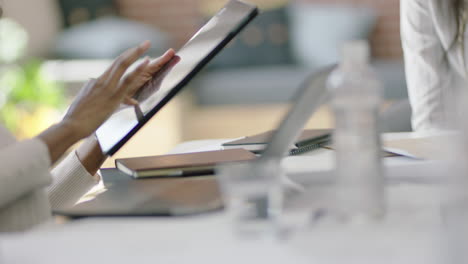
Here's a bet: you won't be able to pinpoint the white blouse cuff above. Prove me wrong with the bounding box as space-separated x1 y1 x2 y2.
48 150 100 209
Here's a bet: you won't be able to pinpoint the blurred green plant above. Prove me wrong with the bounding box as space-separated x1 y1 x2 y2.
0 18 65 138
0 60 65 136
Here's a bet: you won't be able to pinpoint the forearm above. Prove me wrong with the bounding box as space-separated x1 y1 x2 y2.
76 135 107 176
37 121 83 164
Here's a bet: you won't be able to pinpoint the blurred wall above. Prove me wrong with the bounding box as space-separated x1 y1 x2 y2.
2 0 62 57
314 0 402 58
117 0 200 49
117 0 402 59
0 0 401 59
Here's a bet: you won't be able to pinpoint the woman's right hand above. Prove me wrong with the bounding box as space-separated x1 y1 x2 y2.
38 41 156 163
62 41 152 140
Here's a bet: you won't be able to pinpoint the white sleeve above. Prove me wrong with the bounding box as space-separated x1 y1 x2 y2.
48 150 100 209
401 0 453 131
0 139 52 209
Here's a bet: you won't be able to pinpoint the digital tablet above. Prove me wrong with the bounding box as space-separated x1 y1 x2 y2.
96 0 258 155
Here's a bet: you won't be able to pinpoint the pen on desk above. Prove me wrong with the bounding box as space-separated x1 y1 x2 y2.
134 103 144 122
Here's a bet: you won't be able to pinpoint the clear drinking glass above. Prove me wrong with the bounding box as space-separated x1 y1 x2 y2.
217 161 280 237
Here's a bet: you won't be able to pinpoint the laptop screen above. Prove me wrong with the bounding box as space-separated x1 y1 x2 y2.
96 0 258 155
260 66 335 160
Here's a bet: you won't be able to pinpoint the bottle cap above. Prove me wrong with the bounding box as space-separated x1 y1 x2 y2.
340 40 370 67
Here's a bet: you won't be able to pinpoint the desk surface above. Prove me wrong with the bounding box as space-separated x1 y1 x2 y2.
0 132 450 264
2 186 443 264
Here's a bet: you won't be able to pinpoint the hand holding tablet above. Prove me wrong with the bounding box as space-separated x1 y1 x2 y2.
96 0 259 155
132 53 181 103
63 42 150 137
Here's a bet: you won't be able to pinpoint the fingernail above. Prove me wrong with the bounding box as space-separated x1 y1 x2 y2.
141 57 150 65
140 40 151 47
126 98 139 105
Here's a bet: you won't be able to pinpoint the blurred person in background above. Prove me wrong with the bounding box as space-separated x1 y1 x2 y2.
0 5 177 232
401 0 467 131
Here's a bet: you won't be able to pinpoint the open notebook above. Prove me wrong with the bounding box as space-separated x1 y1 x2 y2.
222 129 332 155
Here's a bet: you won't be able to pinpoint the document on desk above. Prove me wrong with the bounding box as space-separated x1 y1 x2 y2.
383 134 456 160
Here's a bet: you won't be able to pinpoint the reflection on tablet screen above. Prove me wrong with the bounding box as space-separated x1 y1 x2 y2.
96 0 258 155
138 18 231 116
138 56 180 114
96 107 139 152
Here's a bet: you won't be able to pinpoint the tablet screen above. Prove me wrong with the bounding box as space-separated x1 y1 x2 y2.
96 0 258 155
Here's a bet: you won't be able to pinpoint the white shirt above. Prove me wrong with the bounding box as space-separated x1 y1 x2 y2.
0 124 98 232
401 0 468 131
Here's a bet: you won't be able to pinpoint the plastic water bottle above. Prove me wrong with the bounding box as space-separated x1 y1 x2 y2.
327 40 385 221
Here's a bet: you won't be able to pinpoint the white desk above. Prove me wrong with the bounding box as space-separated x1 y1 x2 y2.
1 207 442 264
0 132 452 264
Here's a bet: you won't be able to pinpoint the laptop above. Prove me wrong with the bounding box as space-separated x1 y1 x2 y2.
96 0 259 156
